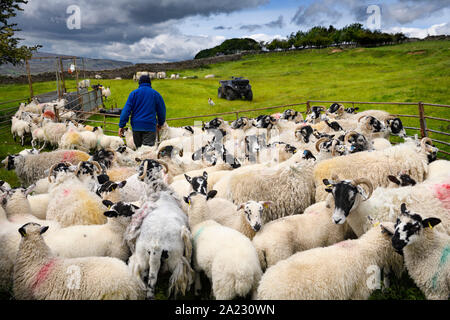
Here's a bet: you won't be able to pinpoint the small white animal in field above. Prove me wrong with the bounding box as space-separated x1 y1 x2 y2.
208 98 215 106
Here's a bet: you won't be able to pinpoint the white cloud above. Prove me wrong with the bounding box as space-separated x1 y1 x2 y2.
244 33 285 43
384 22 450 38
104 33 226 62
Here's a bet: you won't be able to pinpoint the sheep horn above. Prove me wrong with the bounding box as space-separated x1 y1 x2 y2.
48 163 60 182
315 137 329 152
420 137 433 148
351 178 373 200
138 160 149 181
344 131 359 144
358 115 367 123
92 161 103 174
331 139 338 157
38 141 46 152
157 160 169 174
75 161 84 177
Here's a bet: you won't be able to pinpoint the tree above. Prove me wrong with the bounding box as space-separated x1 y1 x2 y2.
0 0 40 66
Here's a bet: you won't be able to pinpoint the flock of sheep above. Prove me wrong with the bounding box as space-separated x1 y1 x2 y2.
1 100 449 300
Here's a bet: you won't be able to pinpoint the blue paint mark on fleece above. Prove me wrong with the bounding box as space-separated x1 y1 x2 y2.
431 245 449 290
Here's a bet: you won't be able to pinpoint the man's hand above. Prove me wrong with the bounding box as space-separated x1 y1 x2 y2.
118 127 125 137
156 124 161 132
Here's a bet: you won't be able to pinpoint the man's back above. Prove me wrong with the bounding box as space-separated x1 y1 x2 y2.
119 82 166 133
119 75 166 147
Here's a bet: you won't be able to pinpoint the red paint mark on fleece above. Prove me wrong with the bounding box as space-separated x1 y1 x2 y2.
62 151 76 162
31 259 57 292
433 183 450 210
62 189 71 197
43 110 55 120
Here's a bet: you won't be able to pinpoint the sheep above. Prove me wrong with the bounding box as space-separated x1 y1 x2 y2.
101 87 111 100
0 185 60 229
45 165 107 227
13 223 145 300
388 204 449 300
43 200 138 261
2 150 90 187
78 79 91 88
123 127 136 150
99 132 125 150
184 190 272 239
185 192 262 300
126 165 194 299
95 74 102 79
11 116 31 146
252 200 355 271
313 137 437 202
351 110 406 137
214 156 316 223
157 71 166 79
425 159 450 183
256 221 401 300
42 121 67 147
30 123 47 149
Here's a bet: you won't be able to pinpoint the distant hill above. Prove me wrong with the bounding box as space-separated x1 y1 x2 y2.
0 52 133 76
195 38 261 59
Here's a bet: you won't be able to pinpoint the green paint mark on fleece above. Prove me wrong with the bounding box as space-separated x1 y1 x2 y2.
431 245 449 290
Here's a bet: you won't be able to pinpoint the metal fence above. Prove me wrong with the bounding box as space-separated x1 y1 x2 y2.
1 98 449 158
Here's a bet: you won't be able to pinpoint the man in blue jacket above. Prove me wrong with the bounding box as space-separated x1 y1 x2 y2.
118 74 166 147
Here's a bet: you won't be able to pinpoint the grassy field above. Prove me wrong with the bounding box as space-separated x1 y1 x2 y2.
0 40 448 300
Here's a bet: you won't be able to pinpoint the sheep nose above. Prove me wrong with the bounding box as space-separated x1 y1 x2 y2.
254 224 261 231
333 217 342 224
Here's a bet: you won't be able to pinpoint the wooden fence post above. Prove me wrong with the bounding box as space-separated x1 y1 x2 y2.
306 101 311 114
418 101 428 138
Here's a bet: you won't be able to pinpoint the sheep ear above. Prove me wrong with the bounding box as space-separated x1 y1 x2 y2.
135 158 142 163
183 196 190 204
203 171 208 180
323 179 333 192
260 201 273 208
97 174 110 185
355 107 359 111
380 224 394 237
131 204 139 210
184 174 192 183
104 211 118 218
421 218 441 229
118 180 127 188
102 200 114 208
206 190 217 201
18 226 27 237
388 175 401 185
25 184 36 196
400 203 409 215
40 226 49 235
237 203 245 211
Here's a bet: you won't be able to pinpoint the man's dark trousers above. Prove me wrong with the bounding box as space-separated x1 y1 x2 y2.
133 131 156 147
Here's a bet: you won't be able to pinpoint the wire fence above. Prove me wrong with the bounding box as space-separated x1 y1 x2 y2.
1 97 449 158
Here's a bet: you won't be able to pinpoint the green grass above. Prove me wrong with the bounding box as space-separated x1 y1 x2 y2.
0 40 449 300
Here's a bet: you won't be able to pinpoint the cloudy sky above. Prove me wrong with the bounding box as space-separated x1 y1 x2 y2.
12 0 450 63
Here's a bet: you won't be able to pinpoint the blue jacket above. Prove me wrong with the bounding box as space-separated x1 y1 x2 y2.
119 83 166 132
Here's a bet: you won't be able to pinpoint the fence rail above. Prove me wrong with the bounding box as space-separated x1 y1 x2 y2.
0 98 449 159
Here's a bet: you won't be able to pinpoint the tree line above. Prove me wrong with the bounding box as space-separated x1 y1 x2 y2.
195 23 409 59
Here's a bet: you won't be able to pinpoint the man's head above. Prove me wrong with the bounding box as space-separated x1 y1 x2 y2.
139 74 151 85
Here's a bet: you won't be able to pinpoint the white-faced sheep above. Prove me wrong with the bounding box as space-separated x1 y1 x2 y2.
13 223 145 300
184 190 272 239
11 116 31 146
252 201 355 270
388 204 449 300
313 137 438 202
256 221 400 300
186 192 262 300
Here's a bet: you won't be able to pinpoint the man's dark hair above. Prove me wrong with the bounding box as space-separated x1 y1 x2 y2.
139 74 151 85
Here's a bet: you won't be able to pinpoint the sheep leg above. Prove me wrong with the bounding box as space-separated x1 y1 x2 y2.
194 271 202 296
13 133 16 141
382 266 391 291
146 248 162 300
21 135 24 146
